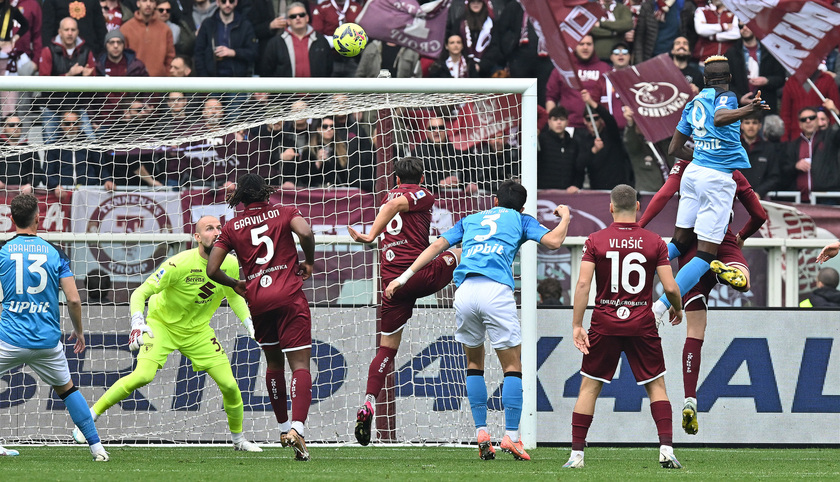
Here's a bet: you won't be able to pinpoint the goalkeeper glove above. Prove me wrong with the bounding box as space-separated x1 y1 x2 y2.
128 313 154 351
243 317 255 340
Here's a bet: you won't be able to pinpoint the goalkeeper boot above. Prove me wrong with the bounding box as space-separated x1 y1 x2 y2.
233 440 263 452
72 427 87 444
0 446 20 456
710 260 747 289
659 447 683 469
562 452 585 468
284 428 310 461
682 397 699 435
500 435 530 461
355 401 374 446
92 450 110 462
477 429 495 460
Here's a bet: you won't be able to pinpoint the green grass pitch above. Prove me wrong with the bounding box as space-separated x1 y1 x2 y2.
1 446 838 481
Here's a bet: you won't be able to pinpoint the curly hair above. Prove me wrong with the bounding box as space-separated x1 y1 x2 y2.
227 173 276 207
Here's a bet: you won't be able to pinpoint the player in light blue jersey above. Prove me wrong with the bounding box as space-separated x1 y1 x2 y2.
385 181 571 461
653 55 769 325
0 195 108 460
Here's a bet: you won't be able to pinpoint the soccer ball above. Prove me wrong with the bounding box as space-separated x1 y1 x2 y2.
333 23 368 57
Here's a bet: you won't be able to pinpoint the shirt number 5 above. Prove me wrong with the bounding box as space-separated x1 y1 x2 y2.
474 213 500 242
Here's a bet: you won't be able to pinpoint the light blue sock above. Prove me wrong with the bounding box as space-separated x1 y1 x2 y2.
667 242 682 261
64 389 101 445
659 256 711 308
502 375 523 432
466 374 487 429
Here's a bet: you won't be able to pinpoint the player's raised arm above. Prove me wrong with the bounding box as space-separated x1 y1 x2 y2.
347 195 410 243
656 264 683 325
59 276 85 354
291 216 316 280
384 236 451 299
572 260 594 355
714 89 770 127
539 204 572 249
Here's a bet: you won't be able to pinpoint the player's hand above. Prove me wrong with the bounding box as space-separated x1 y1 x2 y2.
572 326 590 355
384 279 403 299
243 317 256 340
735 233 745 249
749 90 770 112
553 204 570 219
347 225 374 244
297 261 314 281
234 279 247 297
817 242 840 263
823 98 838 115
68 330 86 354
128 314 154 351
669 307 684 326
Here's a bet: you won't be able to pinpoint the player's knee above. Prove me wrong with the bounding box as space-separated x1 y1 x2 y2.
132 371 156 387
696 250 716 264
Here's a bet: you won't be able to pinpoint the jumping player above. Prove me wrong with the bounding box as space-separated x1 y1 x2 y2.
639 159 767 434
346 156 461 446
207 173 316 461
564 184 683 469
386 181 571 461
73 215 261 453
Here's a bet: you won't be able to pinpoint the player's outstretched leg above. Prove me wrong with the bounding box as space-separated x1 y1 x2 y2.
0 446 20 456
59 384 108 461
709 260 747 289
357 345 397 445
205 364 262 452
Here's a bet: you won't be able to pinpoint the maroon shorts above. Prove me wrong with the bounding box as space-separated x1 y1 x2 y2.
680 232 749 312
380 250 458 334
252 289 312 351
580 330 666 384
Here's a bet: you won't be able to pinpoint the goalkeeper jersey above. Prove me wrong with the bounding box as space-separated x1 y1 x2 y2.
130 248 249 338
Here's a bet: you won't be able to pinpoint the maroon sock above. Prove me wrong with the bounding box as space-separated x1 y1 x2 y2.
365 346 398 398
571 412 593 451
266 369 288 424
683 337 704 399
650 400 673 446
290 368 312 424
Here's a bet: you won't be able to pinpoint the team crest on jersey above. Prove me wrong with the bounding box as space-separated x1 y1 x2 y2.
260 275 273 287
443 254 455 266
670 164 682 175
616 306 631 319
385 249 395 262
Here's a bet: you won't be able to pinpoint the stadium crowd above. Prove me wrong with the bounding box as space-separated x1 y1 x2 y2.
1 0 840 204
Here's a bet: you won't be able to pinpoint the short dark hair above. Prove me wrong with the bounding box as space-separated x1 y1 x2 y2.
10 194 38 228
496 180 527 211
227 173 276 207
611 41 630 52
395 157 424 184
704 55 731 85
610 184 637 213
537 277 563 305
818 267 839 289
798 106 818 117
173 54 193 70
548 105 568 120
742 111 763 122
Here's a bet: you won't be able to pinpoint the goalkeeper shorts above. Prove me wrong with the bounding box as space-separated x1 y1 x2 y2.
138 320 231 372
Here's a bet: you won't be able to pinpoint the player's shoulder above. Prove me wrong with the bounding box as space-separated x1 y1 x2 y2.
164 250 195 271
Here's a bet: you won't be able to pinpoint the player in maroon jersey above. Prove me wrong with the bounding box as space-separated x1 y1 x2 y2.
345 156 461 446
639 159 767 435
206 173 316 461
564 184 684 470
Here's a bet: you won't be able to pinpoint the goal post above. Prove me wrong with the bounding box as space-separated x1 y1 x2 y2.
0 76 539 447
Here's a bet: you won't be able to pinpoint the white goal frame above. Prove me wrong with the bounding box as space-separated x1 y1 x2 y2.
0 76 539 448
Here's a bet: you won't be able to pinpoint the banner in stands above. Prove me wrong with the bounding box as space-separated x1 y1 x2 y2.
356 0 452 58
606 54 693 143
0 190 72 232
70 190 184 282
448 94 522 150
720 0 840 84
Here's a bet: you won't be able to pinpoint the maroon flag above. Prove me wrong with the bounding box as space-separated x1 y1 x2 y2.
720 0 840 84
356 0 451 58
449 94 521 150
606 54 693 143
520 0 604 90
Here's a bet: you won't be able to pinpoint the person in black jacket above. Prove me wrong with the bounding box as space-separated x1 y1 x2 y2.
427 34 477 78
45 111 114 200
575 89 633 190
726 23 786 114
779 105 840 204
739 112 782 198
800 268 840 308
0 115 45 193
42 0 108 55
537 106 582 192
194 0 258 77
260 2 332 77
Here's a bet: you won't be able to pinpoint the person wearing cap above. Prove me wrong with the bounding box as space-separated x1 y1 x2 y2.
93 29 149 126
120 0 175 76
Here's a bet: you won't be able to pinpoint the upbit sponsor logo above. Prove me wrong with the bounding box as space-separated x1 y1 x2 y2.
7 301 51 313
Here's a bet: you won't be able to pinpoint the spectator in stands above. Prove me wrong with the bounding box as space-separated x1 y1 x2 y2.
121 0 174 76
414 116 465 190
739 112 781 198
631 0 658 63
537 105 582 192
104 99 164 188
622 106 668 192
311 0 361 77
245 0 286 76
479 1 553 106
39 17 97 144
649 0 685 60
12 0 41 128
355 40 421 78
261 2 332 77
605 41 631 131
157 0 194 57
671 35 702 95
0 0 29 118
94 29 148 126
164 91 193 131
537 277 565 306
800 267 840 308
447 0 494 69
300 117 341 188
591 0 633 62
191 0 216 31
781 69 840 141
726 22 785 115
781 105 840 204
762 113 784 143
818 108 831 132
692 0 739 63
545 34 610 130
169 97 237 187
100 0 131 32
469 131 518 194
194 0 257 76
169 54 192 76
575 89 633 190
42 0 108 55
0 114 44 193
428 34 477 78
46 110 114 199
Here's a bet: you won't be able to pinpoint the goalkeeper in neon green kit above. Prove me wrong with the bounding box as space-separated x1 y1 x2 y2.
73 216 262 451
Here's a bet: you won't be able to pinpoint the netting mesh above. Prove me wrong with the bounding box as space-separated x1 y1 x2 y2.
0 83 526 444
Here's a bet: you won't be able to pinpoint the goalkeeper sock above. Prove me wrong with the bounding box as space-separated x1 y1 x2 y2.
290 369 312 424
659 255 712 308
365 346 397 400
206 364 244 434
266 369 289 424
231 432 245 444
61 386 101 445
502 372 523 433
650 400 673 446
571 412 593 451
466 369 487 429
683 337 704 399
